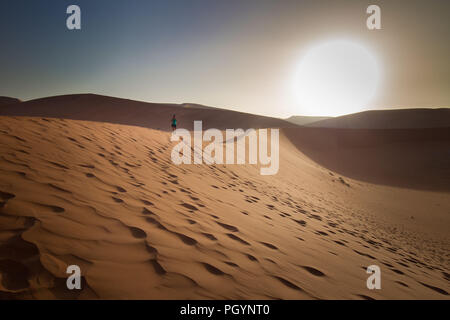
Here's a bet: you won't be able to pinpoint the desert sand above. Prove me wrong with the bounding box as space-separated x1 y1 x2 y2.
0 94 448 299
307 108 450 129
0 97 21 107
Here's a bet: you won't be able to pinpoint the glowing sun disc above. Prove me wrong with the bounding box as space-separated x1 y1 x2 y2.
294 40 381 116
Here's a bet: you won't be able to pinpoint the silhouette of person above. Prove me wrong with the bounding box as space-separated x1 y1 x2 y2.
171 114 177 131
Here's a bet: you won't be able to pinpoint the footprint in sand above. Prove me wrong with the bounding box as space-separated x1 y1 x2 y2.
115 186 127 193
226 233 250 246
390 268 405 275
142 208 155 215
109 160 119 167
224 261 239 268
265 258 277 265
202 233 218 241
34 203 65 213
47 183 72 194
146 244 158 255
48 161 69 170
353 249 375 259
301 266 326 277
145 217 167 230
129 227 146 239
334 240 347 247
419 282 448 295
202 263 227 276
309 214 323 221
260 242 278 250
216 222 239 232
8 135 26 143
273 276 303 292
397 261 410 268
149 259 166 275
396 281 409 288
292 219 307 227
180 203 198 211
328 222 339 228
141 200 154 206
186 219 196 225
112 197 124 203
0 191 15 207
174 232 197 246
246 254 258 262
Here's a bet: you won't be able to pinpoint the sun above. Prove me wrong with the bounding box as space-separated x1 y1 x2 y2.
294 40 381 117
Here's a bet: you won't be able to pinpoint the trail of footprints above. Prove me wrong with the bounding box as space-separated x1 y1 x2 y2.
0 117 448 299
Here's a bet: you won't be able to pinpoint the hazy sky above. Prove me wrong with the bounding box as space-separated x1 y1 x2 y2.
1 0 449 117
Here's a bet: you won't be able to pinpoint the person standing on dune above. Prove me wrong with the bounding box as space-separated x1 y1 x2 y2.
171 114 177 131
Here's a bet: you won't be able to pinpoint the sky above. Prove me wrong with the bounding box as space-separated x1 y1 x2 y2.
0 0 449 118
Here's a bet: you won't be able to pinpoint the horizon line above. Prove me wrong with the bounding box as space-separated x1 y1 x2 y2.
1 92 449 120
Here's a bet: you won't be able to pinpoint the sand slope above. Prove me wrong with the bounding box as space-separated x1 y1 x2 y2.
0 113 448 299
0 97 21 107
307 108 450 129
284 127 450 192
0 94 295 131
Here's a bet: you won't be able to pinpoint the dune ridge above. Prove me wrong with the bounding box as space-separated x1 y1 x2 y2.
0 94 295 131
307 108 450 129
0 97 21 107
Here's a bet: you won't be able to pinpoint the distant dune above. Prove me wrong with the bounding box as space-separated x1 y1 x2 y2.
1 94 448 191
286 115 331 126
0 97 21 107
283 127 450 192
0 94 295 131
307 108 450 129
0 94 448 299
181 103 220 110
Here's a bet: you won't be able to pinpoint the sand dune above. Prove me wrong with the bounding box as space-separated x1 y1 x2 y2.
286 116 331 126
307 108 450 129
284 127 450 192
0 97 21 107
0 94 295 131
0 96 449 300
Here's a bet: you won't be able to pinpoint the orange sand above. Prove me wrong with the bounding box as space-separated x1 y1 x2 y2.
0 95 448 299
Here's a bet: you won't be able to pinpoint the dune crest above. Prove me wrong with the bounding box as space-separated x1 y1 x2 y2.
307 108 450 129
0 94 295 131
0 97 21 107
